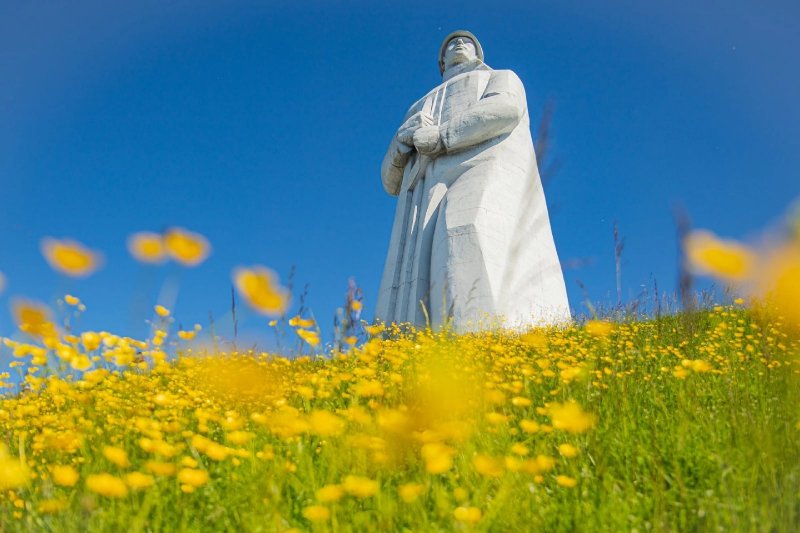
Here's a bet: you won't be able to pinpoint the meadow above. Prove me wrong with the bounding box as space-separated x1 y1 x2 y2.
0 303 798 532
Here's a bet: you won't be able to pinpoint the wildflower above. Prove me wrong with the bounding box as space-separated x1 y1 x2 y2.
41 237 102 277
364 324 385 336
81 332 102 351
309 410 345 437
37 499 68 514
453 506 482 524
558 443 579 458
547 401 596 434
473 454 504 477
154 305 170 318
0 445 30 489
520 419 540 433
163 227 211 266
51 465 79 487
684 230 755 282
510 443 530 456
178 468 210 487
398 483 425 503
302 505 331 522
758 243 800 332
64 294 80 306
145 461 176 476
351 300 363 312
421 443 454 474
233 266 290 316
86 473 129 497
12 299 56 338
342 475 378 498
556 475 578 488
315 484 344 502
127 232 167 264
103 446 131 468
125 472 155 490
178 330 196 340
296 328 321 347
511 396 532 407
585 320 614 337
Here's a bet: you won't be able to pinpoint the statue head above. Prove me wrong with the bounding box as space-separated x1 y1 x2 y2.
439 30 484 75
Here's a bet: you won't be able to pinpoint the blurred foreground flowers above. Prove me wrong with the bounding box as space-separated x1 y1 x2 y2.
685 202 800 333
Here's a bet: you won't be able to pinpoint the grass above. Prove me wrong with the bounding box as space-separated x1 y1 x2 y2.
0 305 798 532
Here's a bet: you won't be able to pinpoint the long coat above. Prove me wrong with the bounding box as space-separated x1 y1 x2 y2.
376 62 570 331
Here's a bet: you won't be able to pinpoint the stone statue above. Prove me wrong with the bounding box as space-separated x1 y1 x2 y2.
376 30 571 331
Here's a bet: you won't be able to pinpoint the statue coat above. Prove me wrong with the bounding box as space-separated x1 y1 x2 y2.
376 62 570 331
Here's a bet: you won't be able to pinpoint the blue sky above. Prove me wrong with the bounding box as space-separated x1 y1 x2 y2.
1 0 798 349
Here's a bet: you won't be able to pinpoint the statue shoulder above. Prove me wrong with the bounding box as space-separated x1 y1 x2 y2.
488 69 525 90
484 69 527 103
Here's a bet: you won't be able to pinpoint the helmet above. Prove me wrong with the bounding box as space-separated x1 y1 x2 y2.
438 30 484 75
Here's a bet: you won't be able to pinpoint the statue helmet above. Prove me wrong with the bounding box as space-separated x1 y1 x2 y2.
439 30 484 75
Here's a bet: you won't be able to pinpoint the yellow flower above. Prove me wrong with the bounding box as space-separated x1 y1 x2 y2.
398 483 425 503
177 468 210 487
351 300 363 311
315 484 344 502
556 475 577 488
125 472 155 490
473 454 504 477
684 230 755 282
421 443 454 474
41 237 102 277
296 328 321 347
51 465 79 487
81 332 102 351
12 299 56 339
103 446 131 468
558 443 579 458
520 419 540 433
585 320 614 337
64 294 80 306
37 499 68 514
145 461 176 476
548 401 596 434
163 227 211 267
342 475 378 498
453 506 482 524
309 410 345 437
302 505 331 522
0 446 30 489
154 305 171 318
758 243 800 332
86 473 129 498
233 266 290 316
178 330 196 340
127 232 167 264
510 443 530 456
364 324 385 336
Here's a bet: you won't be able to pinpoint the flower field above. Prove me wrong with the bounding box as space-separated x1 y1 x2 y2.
1 305 798 531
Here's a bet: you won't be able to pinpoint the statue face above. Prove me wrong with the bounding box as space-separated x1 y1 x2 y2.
443 36 477 70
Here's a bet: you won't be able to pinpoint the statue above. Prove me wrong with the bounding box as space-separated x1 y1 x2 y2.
375 30 571 331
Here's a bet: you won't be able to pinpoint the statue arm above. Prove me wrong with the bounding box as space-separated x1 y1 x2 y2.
381 136 412 197
439 70 526 153
381 101 427 196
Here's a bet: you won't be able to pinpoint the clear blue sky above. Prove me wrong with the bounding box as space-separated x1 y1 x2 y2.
1 0 798 348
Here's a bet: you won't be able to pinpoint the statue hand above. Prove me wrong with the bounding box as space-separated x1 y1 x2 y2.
413 126 443 155
397 112 435 146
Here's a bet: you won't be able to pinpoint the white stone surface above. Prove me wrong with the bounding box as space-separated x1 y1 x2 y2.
376 31 571 331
